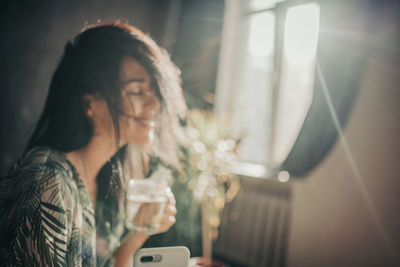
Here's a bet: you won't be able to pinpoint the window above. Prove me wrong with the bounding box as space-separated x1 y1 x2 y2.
215 0 320 177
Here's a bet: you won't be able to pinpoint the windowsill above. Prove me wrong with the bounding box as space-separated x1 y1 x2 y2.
233 161 291 183
233 161 292 197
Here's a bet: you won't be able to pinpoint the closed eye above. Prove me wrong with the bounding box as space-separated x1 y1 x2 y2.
125 89 157 97
126 91 143 96
122 80 156 97
123 81 144 95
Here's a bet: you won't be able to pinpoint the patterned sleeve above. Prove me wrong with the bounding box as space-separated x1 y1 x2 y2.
6 164 82 266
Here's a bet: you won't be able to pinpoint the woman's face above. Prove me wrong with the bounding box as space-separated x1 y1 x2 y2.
87 56 160 147
118 56 160 145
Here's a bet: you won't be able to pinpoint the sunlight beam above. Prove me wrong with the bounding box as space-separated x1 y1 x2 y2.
316 64 399 264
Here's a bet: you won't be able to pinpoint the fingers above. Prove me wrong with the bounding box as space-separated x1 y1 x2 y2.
165 214 176 224
156 213 176 233
169 204 177 215
166 189 176 205
154 198 177 234
168 215 176 225
164 202 177 216
164 187 176 217
161 200 176 225
164 204 176 226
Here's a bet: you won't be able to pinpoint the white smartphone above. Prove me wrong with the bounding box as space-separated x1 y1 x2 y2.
133 246 190 267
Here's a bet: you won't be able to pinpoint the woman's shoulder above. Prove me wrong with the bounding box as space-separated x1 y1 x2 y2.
22 147 71 171
0 147 79 222
1 147 76 191
9 147 71 174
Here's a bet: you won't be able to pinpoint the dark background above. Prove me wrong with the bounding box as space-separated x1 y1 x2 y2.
0 0 224 174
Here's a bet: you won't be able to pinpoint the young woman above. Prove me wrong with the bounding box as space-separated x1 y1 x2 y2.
0 22 187 266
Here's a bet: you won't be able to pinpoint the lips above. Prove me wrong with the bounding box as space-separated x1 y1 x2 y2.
133 117 156 129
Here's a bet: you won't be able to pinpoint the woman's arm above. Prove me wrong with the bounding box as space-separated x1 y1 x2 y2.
114 231 150 267
3 165 81 266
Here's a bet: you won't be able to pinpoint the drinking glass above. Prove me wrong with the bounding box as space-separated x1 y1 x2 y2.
127 179 169 233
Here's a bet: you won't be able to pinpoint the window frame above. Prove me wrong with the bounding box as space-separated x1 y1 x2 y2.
215 0 321 179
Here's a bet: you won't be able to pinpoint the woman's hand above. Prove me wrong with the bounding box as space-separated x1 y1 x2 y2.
130 186 177 234
115 189 176 267
154 188 177 234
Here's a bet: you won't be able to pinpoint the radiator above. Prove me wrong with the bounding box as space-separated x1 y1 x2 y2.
213 176 292 267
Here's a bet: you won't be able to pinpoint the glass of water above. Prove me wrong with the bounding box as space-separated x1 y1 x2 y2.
127 179 169 233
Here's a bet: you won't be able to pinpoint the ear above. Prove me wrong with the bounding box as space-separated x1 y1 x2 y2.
83 94 100 118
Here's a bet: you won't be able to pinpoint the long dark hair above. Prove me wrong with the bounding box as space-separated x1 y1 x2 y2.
27 22 186 168
27 22 187 237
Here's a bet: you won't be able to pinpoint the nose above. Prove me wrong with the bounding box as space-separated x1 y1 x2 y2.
144 91 160 112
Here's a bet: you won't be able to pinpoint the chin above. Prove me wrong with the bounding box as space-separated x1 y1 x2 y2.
127 135 151 146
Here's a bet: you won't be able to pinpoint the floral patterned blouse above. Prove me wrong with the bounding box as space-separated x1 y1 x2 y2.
0 147 133 266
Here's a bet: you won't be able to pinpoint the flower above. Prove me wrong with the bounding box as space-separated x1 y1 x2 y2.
180 109 241 239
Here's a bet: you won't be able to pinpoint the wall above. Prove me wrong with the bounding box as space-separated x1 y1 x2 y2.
287 3 400 266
